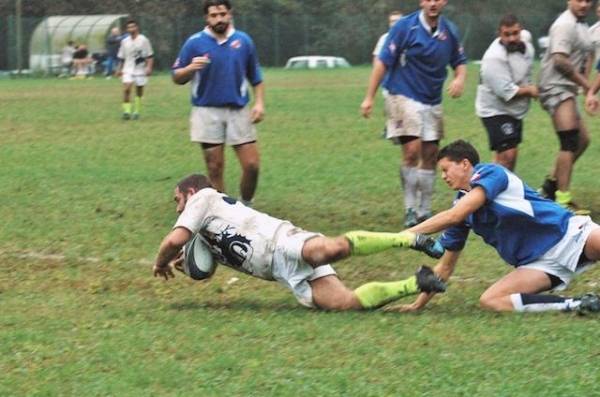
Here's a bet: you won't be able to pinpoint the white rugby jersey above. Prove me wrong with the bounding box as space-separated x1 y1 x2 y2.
174 188 287 280
117 34 153 75
476 37 535 119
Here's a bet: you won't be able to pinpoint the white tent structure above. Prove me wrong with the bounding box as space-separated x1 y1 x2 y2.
29 14 127 73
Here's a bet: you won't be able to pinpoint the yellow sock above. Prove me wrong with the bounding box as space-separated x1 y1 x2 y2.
354 276 419 309
122 102 132 114
344 230 416 256
555 190 572 206
134 96 142 114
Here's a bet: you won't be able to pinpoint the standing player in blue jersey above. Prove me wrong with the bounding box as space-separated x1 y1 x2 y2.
361 0 467 228
172 0 265 207
398 140 600 314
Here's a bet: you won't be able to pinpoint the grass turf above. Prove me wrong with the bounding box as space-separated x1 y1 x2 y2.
1 66 599 396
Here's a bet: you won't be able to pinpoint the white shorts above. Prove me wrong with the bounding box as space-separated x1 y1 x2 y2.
190 106 257 146
385 94 444 142
271 223 337 308
520 216 599 290
122 73 148 86
539 86 577 116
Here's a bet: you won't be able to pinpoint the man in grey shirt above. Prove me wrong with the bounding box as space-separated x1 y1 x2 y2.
537 0 594 214
476 14 538 171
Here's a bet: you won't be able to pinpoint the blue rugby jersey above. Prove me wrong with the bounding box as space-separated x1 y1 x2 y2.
440 163 572 266
379 10 467 105
172 28 263 108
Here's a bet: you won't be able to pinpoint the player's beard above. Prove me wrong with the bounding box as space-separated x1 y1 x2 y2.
210 21 229 35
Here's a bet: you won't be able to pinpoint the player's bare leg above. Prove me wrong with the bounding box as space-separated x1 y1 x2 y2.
583 228 600 260
301 236 351 265
202 143 225 193
401 138 421 226
479 268 552 312
233 142 260 206
310 275 362 310
133 85 144 119
494 147 518 171
300 233 445 310
480 267 598 313
417 140 439 222
310 268 445 311
122 82 133 120
548 98 589 211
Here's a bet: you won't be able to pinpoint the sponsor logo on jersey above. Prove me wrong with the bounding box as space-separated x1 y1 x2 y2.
230 39 242 49
388 42 397 55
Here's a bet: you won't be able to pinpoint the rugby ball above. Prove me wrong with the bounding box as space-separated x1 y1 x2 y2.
183 234 216 280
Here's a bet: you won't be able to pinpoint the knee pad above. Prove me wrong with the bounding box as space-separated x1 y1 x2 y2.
557 129 579 153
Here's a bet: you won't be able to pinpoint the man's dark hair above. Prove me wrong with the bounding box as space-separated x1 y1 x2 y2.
126 19 137 26
498 14 520 29
437 140 480 166
203 0 232 14
177 174 212 193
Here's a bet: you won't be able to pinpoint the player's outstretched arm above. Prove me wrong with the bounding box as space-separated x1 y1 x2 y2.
408 187 486 235
153 227 192 280
395 250 461 312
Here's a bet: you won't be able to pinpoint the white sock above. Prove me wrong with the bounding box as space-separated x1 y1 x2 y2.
401 166 418 211
510 293 580 312
417 169 436 217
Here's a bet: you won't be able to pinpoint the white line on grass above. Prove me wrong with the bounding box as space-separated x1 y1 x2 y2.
0 250 153 266
1 250 597 288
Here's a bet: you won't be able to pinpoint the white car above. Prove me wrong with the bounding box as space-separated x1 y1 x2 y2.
285 56 351 69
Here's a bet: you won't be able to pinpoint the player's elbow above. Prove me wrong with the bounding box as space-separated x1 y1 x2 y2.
172 75 187 85
171 71 188 85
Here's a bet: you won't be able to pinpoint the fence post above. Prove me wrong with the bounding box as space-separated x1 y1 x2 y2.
16 0 23 72
273 12 280 66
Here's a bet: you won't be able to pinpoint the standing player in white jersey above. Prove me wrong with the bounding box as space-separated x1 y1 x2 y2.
152 174 447 311
476 14 537 171
116 19 154 120
399 140 600 314
537 0 594 213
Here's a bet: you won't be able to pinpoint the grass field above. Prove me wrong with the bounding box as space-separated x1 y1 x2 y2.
1 66 599 396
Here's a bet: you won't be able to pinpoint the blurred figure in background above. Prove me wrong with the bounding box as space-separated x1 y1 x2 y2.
71 44 92 79
59 40 76 77
116 19 154 120
105 27 123 79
